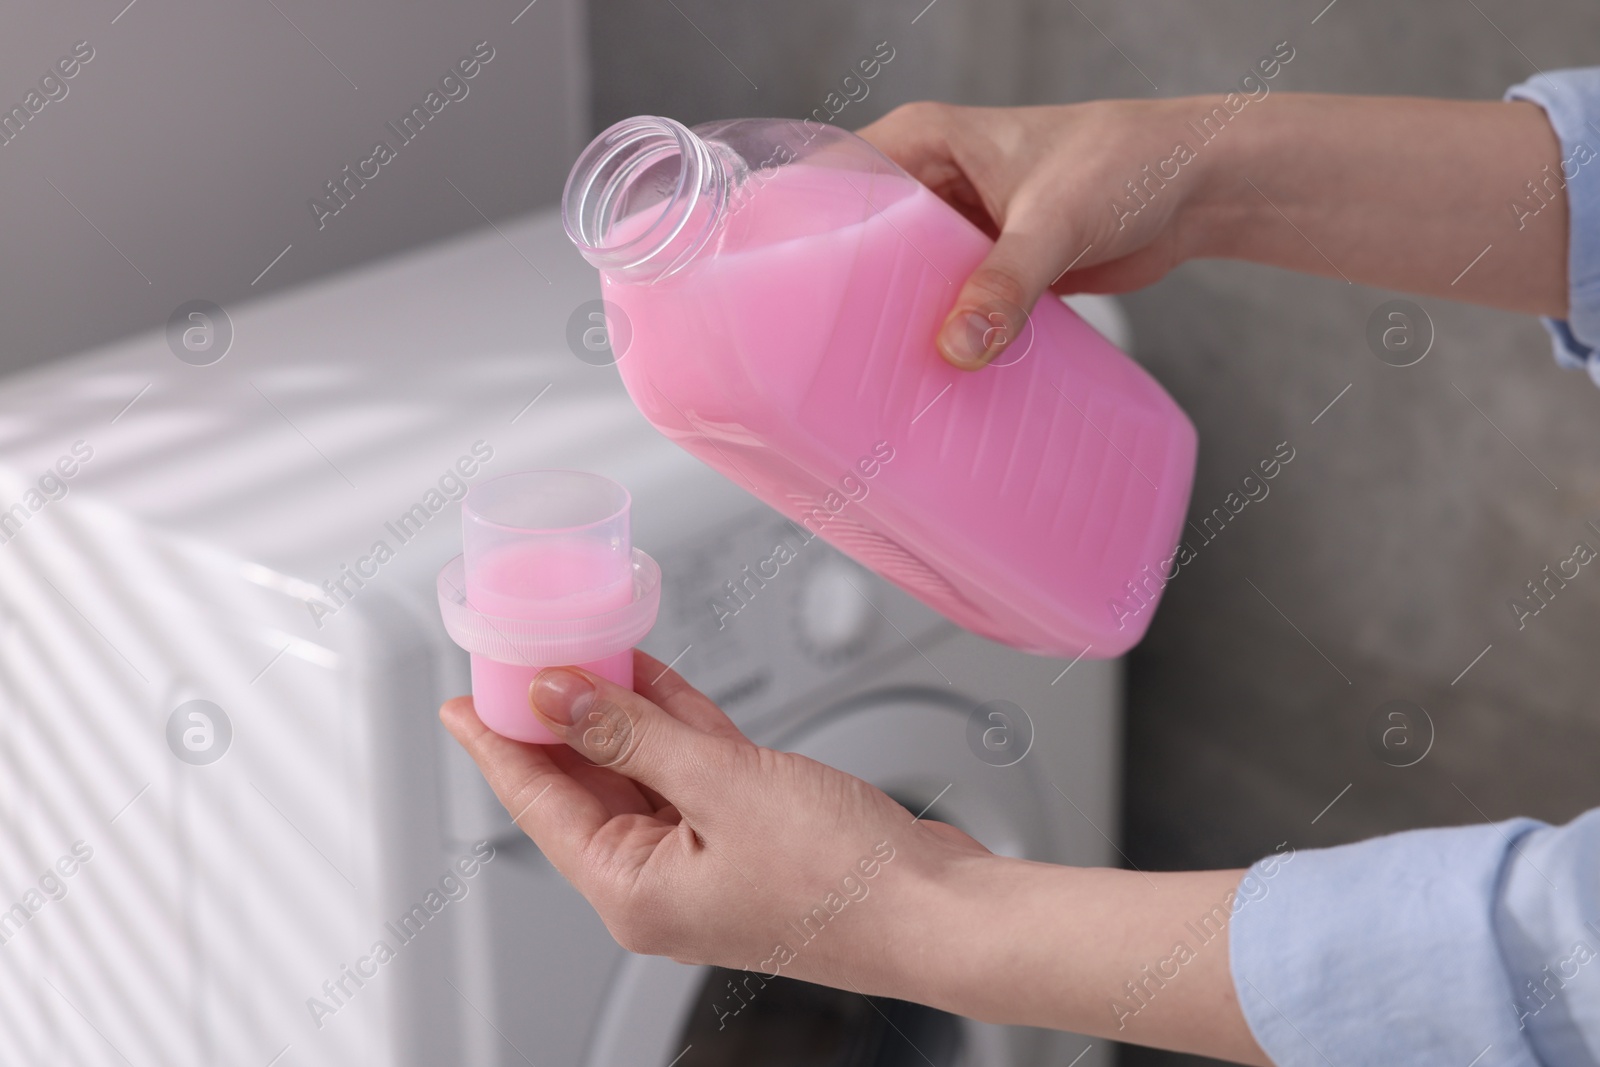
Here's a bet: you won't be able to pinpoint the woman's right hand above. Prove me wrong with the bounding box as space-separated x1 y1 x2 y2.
857 100 1212 369
858 94 1569 366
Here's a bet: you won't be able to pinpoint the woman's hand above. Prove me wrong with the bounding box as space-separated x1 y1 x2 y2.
859 95 1567 371
439 649 991 1001
442 650 1270 1063
857 100 1205 369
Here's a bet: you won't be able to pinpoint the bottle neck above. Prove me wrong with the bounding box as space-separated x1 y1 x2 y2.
562 116 735 285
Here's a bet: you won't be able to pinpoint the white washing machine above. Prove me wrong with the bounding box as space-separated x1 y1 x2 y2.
0 206 1123 1067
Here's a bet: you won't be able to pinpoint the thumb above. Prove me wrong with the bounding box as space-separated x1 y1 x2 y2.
530 666 725 807
936 229 1062 370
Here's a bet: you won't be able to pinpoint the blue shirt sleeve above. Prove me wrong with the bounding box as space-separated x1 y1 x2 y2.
1505 68 1600 384
1229 808 1600 1066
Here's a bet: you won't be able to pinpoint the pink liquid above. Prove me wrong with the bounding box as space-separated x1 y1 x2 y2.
602 164 1197 656
466 539 632 744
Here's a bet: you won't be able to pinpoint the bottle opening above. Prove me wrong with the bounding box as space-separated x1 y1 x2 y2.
562 116 730 284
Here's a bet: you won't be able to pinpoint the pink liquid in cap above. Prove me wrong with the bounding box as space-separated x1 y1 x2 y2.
461 470 636 743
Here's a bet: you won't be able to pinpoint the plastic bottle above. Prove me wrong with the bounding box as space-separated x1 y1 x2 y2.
562 116 1196 657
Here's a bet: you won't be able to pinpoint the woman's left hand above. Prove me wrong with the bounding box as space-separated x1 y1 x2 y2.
440 649 990 1000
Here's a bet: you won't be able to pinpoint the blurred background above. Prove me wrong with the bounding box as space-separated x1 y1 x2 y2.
2 1 1598 1065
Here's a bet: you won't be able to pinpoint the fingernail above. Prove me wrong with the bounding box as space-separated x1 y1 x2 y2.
530 668 595 727
941 311 994 368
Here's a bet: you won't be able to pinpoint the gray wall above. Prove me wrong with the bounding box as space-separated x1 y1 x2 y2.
0 0 587 375
588 0 1028 129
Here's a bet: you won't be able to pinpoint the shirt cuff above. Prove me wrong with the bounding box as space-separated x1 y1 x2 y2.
1493 807 1600 1065
1505 68 1600 381
1229 819 1548 1066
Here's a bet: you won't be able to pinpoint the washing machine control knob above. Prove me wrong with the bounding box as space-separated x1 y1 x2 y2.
797 557 874 658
